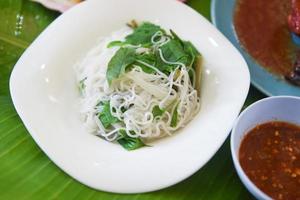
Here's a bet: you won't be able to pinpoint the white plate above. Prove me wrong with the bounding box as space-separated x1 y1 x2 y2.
10 0 250 193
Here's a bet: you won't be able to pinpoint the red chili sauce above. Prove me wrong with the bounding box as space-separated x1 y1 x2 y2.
234 1 298 81
239 121 300 200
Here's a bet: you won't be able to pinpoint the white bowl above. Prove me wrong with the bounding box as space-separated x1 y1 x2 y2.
231 96 300 200
10 0 250 193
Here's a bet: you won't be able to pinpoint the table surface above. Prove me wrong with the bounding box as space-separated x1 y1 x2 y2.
0 0 266 199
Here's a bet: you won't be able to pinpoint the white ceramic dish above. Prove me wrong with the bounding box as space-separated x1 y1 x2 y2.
10 0 250 193
231 96 300 200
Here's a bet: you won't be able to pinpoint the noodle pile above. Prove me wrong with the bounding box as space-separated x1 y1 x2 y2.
76 22 201 150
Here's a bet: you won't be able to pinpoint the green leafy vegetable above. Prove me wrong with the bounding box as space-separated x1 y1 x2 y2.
98 101 119 129
170 105 179 128
183 41 199 57
135 51 175 75
135 53 157 73
183 41 200 67
106 47 136 84
106 23 201 80
108 23 164 48
152 105 165 118
170 29 200 68
153 51 175 74
107 40 124 48
158 38 200 70
125 22 163 46
159 39 190 66
170 29 182 43
135 51 173 75
117 130 145 150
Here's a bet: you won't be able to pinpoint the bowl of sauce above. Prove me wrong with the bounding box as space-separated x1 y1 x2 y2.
211 0 300 96
234 0 300 86
231 96 300 200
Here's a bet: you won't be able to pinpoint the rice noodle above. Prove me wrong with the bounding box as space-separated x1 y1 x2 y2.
75 26 201 142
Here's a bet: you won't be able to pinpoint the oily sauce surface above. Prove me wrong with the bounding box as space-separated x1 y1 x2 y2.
234 0 296 76
239 121 300 200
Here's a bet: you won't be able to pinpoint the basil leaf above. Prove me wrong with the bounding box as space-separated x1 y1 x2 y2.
159 39 190 66
117 130 145 150
135 53 157 74
170 29 200 68
183 41 200 68
106 48 136 84
135 52 173 75
135 51 174 75
183 41 199 57
152 105 165 118
153 50 175 75
170 105 179 128
125 22 163 46
98 101 119 129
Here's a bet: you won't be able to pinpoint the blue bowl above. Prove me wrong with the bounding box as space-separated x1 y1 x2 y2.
292 33 300 46
231 96 300 200
211 0 300 96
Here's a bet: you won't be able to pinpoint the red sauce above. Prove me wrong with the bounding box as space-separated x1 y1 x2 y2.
234 0 296 76
239 121 300 200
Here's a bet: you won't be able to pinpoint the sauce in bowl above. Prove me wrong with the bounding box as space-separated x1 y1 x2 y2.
239 121 300 200
234 0 299 85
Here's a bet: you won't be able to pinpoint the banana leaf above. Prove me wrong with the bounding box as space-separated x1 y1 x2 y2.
0 0 262 199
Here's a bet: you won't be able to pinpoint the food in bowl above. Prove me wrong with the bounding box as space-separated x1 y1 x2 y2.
239 121 300 200
75 21 202 150
234 0 300 86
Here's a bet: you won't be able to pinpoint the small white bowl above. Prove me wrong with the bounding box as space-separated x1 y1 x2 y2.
231 96 300 200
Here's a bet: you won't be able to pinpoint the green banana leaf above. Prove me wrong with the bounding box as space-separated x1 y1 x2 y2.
0 0 265 199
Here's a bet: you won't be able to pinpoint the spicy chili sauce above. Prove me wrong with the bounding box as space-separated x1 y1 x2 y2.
234 0 296 76
239 121 300 200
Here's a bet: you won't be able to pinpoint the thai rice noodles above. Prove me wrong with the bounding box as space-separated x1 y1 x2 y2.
75 21 202 150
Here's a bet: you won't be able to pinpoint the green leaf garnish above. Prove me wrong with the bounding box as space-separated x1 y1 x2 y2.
106 47 136 84
135 53 157 74
125 22 163 46
183 41 200 68
107 40 124 48
159 39 190 66
117 130 145 150
98 101 119 129
169 29 200 68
